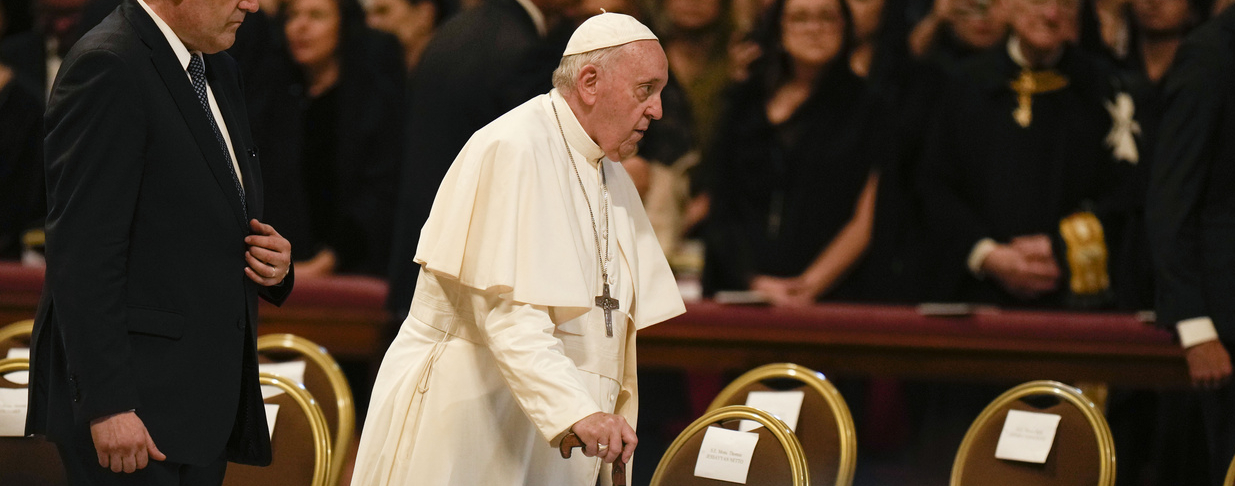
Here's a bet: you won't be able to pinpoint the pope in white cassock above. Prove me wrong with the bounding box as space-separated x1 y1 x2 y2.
351 12 686 486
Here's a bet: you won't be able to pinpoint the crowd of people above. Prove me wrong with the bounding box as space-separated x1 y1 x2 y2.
3 0 1223 311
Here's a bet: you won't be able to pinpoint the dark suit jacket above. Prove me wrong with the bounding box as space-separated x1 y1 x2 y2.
26 0 292 466
384 0 566 319
1147 6 1235 337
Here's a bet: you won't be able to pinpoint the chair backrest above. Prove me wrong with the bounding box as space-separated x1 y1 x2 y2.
1225 451 1235 486
708 363 857 486
0 320 34 355
650 405 810 486
256 333 354 486
951 380 1116 486
222 373 332 486
0 358 67 486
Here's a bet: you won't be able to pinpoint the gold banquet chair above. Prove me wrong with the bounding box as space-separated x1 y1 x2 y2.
222 373 332 486
650 405 810 486
0 357 68 486
256 333 354 486
0 319 34 355
951 380 1116 486
708 363 857 486
1225 452 1235 486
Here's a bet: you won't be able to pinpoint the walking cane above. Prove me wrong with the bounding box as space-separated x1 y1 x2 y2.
560 432 627 486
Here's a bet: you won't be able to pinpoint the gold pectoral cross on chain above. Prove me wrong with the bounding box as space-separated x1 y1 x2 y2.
595 279 620 338
1010 68 1069 128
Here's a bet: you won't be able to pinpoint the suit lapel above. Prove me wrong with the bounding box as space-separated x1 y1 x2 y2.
125 1 249 231
207 55 262 221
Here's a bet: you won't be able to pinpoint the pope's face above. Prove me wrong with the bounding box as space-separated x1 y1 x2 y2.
159 0 259 53
592 40 668 161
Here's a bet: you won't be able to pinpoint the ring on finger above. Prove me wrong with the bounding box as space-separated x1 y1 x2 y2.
597 443 608 452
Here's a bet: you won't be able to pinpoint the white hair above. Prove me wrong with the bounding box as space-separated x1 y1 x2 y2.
551 44 627 93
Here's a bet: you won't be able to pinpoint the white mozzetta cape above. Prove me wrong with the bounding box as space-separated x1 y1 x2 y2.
415 90 685 329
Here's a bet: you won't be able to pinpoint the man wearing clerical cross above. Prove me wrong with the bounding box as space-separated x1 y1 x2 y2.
351 12 685 486
917 0 1151 309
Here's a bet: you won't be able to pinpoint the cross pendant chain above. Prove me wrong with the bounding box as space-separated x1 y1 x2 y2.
595 280 620 337
552 101 620 339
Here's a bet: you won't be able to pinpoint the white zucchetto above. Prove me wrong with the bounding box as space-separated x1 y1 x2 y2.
562 12 659 56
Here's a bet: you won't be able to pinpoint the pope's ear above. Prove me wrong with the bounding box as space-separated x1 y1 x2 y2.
576 64 600 105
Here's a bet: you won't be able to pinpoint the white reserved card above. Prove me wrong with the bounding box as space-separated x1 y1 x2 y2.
259 361 307 398
0 388 28 437
694 426 760 484
265 403 280 439
740 391 805 432
994 409 1062 463
4 348 29 385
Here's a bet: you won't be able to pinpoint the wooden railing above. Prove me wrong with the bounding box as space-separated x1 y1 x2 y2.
638 301 1187 389
0 262 1188 389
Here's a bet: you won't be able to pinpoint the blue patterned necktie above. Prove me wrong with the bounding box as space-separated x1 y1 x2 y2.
187 53 248 220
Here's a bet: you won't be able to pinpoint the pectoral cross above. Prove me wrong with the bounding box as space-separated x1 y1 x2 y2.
595 279 620 338
1010 68 1069 128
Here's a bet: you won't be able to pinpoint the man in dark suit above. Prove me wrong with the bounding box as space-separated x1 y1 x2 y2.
916 0 1148 309
25 0 294 482
381 0 574 355
1146 4 1235 485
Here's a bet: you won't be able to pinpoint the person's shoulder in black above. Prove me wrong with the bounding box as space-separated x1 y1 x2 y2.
0 31 45 97
386 0 550 317
0 71 44 259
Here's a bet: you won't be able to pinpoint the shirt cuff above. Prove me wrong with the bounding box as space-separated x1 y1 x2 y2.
1177 317 1220 348
967 238 998 277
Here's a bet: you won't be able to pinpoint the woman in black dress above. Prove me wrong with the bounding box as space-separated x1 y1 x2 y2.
702 0 884 305
244 0 404 277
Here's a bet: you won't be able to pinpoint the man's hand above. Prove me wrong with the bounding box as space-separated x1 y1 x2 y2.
244 219 292 286
1009 234 1054 261
981 238 1060 299
570 412 637 464
89 411 166 473
1185 340 1232 390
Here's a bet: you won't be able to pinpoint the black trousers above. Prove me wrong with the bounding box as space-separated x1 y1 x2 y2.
1198 381 1235 486
56 436 227 486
